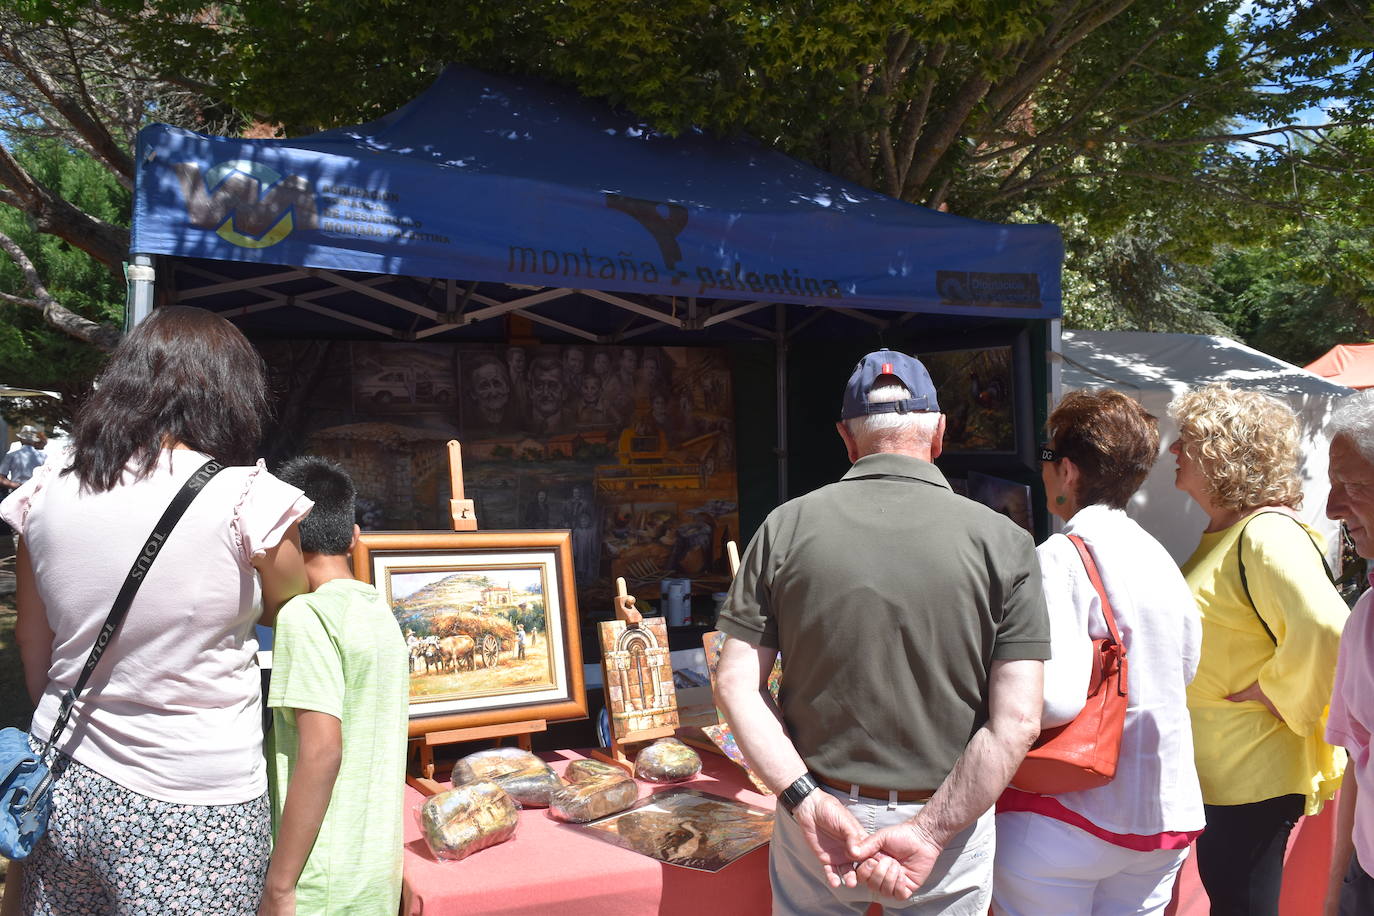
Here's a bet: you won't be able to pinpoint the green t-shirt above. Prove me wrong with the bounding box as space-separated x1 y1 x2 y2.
267 579 410 915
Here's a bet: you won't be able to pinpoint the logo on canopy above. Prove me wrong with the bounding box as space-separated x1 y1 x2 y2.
173 160 319 249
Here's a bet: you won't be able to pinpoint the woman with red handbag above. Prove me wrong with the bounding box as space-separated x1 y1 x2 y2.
993 390 1205 915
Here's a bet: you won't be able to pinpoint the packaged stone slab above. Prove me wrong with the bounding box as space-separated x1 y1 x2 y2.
634 737 702 783
549 766 638 823
419 780 520 861
452 747 562 807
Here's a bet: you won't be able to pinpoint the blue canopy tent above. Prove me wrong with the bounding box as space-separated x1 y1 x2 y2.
129 65 1063 507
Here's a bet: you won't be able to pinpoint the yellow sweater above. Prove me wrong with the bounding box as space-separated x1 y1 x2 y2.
1182 511 1347 814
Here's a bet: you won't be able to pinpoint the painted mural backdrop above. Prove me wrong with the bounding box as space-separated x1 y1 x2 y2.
259 341 740 609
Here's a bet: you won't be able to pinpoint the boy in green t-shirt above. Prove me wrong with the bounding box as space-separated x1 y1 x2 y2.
261 457 409 916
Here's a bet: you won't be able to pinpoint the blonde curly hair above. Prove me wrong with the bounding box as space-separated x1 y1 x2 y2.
1167 383 1303 510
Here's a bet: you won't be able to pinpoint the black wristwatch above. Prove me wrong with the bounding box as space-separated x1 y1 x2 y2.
779 773 820 814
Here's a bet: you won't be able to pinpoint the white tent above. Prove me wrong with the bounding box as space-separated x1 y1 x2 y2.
1061 330 1352 566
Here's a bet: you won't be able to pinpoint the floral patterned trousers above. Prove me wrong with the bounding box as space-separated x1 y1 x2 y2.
22 743 270 915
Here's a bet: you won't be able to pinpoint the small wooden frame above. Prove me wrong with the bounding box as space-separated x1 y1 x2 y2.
590 577 680 773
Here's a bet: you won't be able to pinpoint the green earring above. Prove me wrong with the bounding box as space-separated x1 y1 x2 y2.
1055 495 1067 505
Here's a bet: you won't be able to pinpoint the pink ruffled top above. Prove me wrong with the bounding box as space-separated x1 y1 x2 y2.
1 448 312 804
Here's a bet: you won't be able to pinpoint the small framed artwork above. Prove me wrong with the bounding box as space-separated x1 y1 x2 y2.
967 471 1034 534
570 786 774 872
353 530 587 737
917 328 1035 468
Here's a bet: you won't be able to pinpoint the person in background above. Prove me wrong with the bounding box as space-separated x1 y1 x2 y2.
260 456 409 916
715 349 1047 914
0 424 46 492
2 305 310 914
1170 382 1347 915
993 390 1204 915
1322 390 1374 914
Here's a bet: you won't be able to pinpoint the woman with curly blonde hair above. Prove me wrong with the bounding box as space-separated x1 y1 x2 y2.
1169 383 1347 915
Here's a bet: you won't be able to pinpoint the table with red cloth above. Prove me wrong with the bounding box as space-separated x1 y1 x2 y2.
402 748 775 915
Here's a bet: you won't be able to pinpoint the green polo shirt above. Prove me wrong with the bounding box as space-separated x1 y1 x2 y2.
717 452 1048 791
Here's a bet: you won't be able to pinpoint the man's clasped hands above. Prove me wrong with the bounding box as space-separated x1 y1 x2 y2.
792 789 946 902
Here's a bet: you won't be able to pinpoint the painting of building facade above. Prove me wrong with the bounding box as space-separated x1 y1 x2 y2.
259 340 740 609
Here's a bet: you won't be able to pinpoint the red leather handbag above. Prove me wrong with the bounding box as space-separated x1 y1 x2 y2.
1011 534 1129 795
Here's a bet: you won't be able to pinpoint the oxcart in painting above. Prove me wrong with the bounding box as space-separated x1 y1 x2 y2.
390 567 553 701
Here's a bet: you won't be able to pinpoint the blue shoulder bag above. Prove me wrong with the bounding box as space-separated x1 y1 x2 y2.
0 459 223 860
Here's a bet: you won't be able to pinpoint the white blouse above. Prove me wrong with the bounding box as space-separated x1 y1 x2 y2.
1036 504 1206 835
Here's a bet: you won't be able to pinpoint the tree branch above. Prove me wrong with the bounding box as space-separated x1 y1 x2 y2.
0 144 130 270
0 21 135 188
0 229 121 350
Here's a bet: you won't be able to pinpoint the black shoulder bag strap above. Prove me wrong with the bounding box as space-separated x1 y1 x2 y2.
1237 510 1335 645
27 458 224 789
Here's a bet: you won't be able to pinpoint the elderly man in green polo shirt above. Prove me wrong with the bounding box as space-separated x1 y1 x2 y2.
716 349 1048 914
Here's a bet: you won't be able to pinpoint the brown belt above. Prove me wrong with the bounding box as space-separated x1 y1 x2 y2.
816 774 936 803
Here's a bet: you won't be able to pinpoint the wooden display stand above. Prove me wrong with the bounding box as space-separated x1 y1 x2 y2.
406 440 547 796
589 577 679 773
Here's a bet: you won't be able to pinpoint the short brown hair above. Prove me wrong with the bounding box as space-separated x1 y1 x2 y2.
1047 389 1159 509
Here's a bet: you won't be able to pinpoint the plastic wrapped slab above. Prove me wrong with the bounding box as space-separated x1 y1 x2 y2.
634 738 702 783
452 748 562 807
549 770 638 823
564 759 625 785
419 780 519 861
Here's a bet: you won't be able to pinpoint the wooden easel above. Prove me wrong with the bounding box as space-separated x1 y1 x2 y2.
588 577 678 773
406 440 548 796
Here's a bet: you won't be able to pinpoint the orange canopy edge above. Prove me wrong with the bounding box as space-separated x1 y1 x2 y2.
1305 343 1374 390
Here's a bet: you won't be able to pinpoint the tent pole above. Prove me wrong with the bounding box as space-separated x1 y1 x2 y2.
776 304 789 503
127 254 156 329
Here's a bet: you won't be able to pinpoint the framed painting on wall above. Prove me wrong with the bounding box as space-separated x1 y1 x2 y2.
352 529 587 737
917 328 1035 468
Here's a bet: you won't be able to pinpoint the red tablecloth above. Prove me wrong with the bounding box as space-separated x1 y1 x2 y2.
402 748 775 915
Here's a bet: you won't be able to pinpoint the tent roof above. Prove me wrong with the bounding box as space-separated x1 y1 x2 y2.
133 65 1061 338
1305 343 1374 390
1062 330 1351 400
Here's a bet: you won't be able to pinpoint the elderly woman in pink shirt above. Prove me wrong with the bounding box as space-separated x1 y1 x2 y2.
3 307 310 916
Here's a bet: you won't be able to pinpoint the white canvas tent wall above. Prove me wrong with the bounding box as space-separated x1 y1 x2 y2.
1061 330 1352 565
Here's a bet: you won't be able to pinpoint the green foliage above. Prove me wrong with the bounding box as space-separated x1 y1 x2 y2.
0 140 125 425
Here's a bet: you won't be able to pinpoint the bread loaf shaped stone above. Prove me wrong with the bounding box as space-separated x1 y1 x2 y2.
564 758 624 784
452 748 562 807
634 737 702 783
548 767 638 823
420 780 519 861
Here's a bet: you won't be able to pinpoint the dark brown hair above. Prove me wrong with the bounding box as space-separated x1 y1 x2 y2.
1047 389 1159 510
67 306 269 492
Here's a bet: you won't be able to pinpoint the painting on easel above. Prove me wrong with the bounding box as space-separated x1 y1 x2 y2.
354 530 586 735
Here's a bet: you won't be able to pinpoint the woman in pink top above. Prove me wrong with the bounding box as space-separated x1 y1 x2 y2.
2 307 311 916
993 390 1205 914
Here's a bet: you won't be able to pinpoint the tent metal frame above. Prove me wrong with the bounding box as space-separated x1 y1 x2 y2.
133 254 920 501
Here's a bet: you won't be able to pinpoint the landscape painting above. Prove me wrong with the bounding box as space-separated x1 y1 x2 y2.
353 530 587 735
391 565 554 701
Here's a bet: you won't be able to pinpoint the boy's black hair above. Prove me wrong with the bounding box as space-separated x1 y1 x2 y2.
275 456 356 556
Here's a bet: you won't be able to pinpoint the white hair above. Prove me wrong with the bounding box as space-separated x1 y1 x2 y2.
1329 389 1374 463
844 381 941 444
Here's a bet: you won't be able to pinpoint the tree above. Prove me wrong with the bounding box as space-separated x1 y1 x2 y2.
7 0 1374 350
106 1 1373 226
0 4 228 354
0 138 125 425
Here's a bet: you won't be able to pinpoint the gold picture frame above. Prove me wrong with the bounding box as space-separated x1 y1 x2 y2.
352 530 587 737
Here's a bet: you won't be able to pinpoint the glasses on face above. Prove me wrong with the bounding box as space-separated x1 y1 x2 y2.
1039 445 1059 463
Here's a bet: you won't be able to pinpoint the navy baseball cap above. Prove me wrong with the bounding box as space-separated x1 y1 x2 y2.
840 349 940 419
